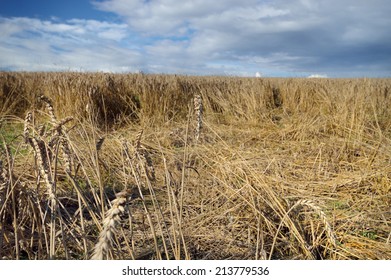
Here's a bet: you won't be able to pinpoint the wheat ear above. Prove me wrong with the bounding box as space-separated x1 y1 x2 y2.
30 138 54 198
91 190 131 260
96 136 105 152
39 95 57 123
23 111 32 143
295 199 337 248
134 129 143 150
135 130 156 181
0 159 7 205
52 116 74 174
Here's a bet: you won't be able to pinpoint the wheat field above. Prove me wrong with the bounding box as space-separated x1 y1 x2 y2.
0 72 390 260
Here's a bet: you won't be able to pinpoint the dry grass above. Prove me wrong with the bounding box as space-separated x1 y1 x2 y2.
0 72 390 260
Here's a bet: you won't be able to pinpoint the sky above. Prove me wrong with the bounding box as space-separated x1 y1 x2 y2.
0 0 390 77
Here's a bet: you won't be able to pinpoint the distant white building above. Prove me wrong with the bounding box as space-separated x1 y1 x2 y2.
255 72 262 78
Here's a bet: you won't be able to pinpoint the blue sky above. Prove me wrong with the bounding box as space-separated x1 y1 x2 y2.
0 0 390 77
0 0 105 20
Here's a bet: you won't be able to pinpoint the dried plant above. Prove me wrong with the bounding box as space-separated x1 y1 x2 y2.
134 129 143 150
39 95 56 123
295 199 337 248
91 190 131 260
193 93 203 141
0 159 7 210
132 129 156 182
96 136 105 152
23 111 32 143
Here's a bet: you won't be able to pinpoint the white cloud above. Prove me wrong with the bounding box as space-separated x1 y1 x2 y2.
93 0 250 35
67 19 129 41
0 17 142 72
308 74 328 78
92 0 391 76
1 1 390 76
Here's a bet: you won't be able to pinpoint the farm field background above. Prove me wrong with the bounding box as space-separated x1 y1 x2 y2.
0 72 390 260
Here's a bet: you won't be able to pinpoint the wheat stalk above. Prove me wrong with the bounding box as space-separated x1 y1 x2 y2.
23 98 73 259
39 96 74 175
30 137 58 258
131 130 156 181
91 190 131 260
193 93 203 141
54 116 73 130
139 148 156 181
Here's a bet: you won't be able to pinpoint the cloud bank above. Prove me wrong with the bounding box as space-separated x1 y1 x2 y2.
1 0 390 77
0 17 143 72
